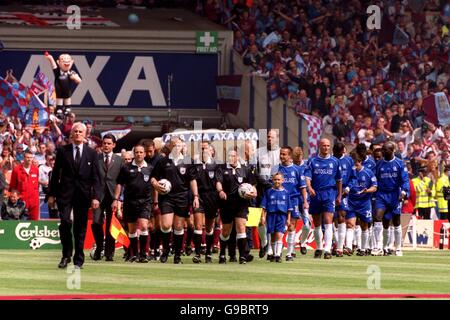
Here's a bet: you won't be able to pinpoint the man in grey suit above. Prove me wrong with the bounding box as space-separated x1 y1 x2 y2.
91 133 124 261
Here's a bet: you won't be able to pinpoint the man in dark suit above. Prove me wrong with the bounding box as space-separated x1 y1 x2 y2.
91 133 123 261
48 122 102 269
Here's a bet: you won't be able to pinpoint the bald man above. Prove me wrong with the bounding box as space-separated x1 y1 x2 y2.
304 138 342 259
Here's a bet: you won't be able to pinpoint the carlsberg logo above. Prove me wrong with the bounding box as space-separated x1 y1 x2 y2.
15 223 59 241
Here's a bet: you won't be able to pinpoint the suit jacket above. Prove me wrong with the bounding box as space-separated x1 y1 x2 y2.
49 143 102 207
98 153 123 202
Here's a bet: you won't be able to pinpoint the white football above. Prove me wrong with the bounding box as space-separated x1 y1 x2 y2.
158 179 172 195
238 183 253 198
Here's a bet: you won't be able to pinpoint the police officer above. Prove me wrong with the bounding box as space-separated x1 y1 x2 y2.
192 141 220 263
113 144 154 263
150 138 199 264
216 147 257 264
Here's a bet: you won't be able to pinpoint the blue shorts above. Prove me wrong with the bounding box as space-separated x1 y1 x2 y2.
335 196 349 212
290 197 300 219
266 213 288 234
375 192 402 220
348 199 372 223
310 188 336 215
334 197 349 218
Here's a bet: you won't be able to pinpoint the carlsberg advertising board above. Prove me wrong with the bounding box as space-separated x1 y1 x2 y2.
0 221 61 250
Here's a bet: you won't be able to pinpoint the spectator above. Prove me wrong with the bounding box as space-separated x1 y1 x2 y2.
1 189 28 220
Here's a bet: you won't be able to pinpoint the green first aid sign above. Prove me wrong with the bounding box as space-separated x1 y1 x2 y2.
0 221 61 250
196 31 218 54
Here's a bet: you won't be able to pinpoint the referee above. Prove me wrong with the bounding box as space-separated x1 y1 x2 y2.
150 138 199 264
113 144 154 263
216 147 257 264
192 141 220 263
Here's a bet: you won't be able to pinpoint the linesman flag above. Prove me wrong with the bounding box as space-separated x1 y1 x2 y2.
110 209 130 248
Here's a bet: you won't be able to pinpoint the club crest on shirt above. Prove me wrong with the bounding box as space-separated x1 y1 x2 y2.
208 171 215 179
329 163 333 168
291 171 295 177
362 176 366 181
143 174 149 182
180 167 186 175
393 166 397 171
237 177 243 183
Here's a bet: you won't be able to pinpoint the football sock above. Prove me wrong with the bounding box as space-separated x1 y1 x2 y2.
361 230 369 251
314 226 323 251
355 225 362 249
324 224 333 252
219 234 229 256
258 225 268 248
345 227 354 250
394 226 402 251
337 223 346 251
383 227 390 250
374 222 383 250
286 231 295 256
205 230 214 255
301 223 310 247
173 229 184 256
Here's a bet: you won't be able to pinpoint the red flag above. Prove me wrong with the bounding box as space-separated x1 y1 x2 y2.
109 209 130 248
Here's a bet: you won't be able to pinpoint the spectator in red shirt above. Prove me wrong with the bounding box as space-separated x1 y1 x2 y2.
9 150 40 220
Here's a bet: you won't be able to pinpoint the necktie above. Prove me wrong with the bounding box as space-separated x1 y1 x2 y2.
75 146 81 167
104 154 110 171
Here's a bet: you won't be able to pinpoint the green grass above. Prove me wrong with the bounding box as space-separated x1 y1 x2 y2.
0 249 450 296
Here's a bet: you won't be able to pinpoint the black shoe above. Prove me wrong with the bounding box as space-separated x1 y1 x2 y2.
324 251 332 259
285 255 294 261
336 250 343 257
58 257 71 268
148 254 155 261
259 244 268 258
105 256 114 262
239 256 247 264
123 252 129 261
267 254 274 261
184 246 193 256
128 256 138 263
139 255 149 263
174 255 182 264
160 251 169 263
92 249 102 261
331 248 337 256
314 250 323 259
275 256 282 263
192 254 201 263
245 254 254 263
356 249 366 256
229 256 237 263
205 255 213 263
219 255 226 264
291 252 297 258
343 247 353 256
300 246 307 255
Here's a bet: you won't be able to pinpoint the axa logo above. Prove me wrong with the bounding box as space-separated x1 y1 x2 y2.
15 223 61 250
19 55 166 107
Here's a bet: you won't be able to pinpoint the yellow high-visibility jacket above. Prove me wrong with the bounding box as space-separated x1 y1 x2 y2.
412 176 435 209
435 174 449 214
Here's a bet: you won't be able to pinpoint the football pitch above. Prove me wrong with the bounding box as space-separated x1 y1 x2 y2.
0 249 449 298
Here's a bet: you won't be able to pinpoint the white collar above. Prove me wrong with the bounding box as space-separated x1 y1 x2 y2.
132 159 148 168
103 152 113 158
169 153 184 163
227 162 242 169
318 154 331 159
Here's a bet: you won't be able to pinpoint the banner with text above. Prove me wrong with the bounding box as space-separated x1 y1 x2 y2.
0 50 218 109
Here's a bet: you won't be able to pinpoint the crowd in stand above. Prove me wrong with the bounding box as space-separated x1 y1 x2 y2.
195 0 450 218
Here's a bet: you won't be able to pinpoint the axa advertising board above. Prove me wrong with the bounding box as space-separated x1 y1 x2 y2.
0 50 218 108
